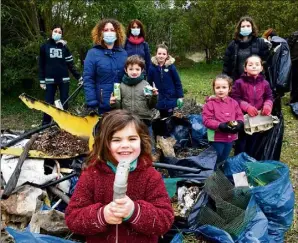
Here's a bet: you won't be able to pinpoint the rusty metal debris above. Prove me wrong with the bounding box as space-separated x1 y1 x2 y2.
31 127 88 157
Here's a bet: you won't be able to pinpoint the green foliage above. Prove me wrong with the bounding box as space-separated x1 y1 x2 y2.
2 0 298 92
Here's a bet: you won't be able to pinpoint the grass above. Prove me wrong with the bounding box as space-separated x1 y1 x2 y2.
1 62 297 242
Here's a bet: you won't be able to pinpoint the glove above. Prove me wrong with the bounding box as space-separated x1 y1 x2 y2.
78 77 83 86
177 98 184 109
218 122 233 133
229 120 244 134
40 84 46 90
246 105 258 117
261 104 272 116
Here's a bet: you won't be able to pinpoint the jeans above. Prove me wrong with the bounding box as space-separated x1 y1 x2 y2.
142 119 156 152
42 82 69 125
211 141 233 165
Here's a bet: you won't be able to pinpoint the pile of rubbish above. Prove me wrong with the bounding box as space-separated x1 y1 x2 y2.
0 94 295 243
31 128 89 157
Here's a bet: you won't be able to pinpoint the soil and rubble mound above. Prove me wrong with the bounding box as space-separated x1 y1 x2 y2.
31 127 88 157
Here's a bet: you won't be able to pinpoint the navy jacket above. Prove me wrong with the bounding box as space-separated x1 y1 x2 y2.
223 37 269 80
148 56 184 110
83 45 127 114
39 38 80 84
125 40 151 75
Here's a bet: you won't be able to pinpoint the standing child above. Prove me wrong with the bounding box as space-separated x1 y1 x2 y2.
110 55 158 130
65 109 174 243
148 43 184 118
202 74 244 166
231 55 273 156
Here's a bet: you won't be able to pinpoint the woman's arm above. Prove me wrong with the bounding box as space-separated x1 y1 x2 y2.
144 42 151 75
222 41 235 76
83 50 98 107
65 46 81 80
65 169 109 235
38 45 46 85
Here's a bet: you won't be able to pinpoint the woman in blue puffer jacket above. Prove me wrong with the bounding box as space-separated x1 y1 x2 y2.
83 19 127 114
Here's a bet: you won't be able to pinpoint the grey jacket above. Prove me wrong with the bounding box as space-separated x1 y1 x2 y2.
112 80 157 120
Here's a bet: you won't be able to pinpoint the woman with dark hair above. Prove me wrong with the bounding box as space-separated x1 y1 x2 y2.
223 16 270 81
83 19 127 114
125 19 151 76
39 24 82 125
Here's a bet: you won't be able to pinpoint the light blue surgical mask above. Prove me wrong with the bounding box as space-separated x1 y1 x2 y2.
103 31 117 45
240 27 252 37
131 28 140 36
52 33 62 41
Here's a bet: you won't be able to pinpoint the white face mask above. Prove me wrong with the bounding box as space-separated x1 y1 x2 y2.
131 28 140 36
103 31 117 45
240 27 252 37
52 33 62 41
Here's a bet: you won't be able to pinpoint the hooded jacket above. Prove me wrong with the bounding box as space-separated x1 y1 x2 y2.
65 156 174 243
112 74 157 121
83 45 127 113
147 56 184 110
202 96 244 142
223 36 269 80
231 74 273 112
39 38 81 84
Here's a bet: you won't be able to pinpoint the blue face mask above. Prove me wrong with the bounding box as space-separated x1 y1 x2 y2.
103 32 117 45
240 27 252 37
131 28 140 36
52 33 62 41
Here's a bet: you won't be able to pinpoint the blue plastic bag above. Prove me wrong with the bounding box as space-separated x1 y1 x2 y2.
224 153 295 242
188 114 208 147
5 227 76 243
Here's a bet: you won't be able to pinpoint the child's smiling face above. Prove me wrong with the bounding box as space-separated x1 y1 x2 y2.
245 56 263 77
156 48 168 65
110 122 141 164
125 64 142 78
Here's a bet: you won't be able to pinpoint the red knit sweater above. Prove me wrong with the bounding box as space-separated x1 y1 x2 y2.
65 156 174 243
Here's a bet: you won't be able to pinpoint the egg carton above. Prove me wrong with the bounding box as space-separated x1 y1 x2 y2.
244 113 279 135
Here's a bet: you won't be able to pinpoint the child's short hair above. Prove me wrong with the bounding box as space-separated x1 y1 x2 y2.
125 55 145 70
156 42 168 53
244 54 263 67
86 109 152 167
213 74 233 90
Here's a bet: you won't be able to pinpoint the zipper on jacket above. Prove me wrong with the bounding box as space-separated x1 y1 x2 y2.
100 89 103 104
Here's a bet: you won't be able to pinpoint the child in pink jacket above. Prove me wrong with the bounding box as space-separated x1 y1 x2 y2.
202 74 244 167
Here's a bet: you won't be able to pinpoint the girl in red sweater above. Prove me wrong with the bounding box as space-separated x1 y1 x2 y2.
65 109 174 243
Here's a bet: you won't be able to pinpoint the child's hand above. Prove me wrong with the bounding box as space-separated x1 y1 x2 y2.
110 93 116 104
261 104 272 116
112 196 135 219
103 202 123 224
152 87 158 96
247 105 258 117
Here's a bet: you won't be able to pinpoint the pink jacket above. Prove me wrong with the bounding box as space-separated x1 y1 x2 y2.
202 96 244 142
231 74 273 112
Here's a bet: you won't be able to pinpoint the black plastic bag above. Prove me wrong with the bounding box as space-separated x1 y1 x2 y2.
163 146 217 180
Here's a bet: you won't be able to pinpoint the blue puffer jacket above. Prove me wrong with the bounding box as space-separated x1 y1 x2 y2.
148 56 184 110
83 45 127 114
125 39 151 75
